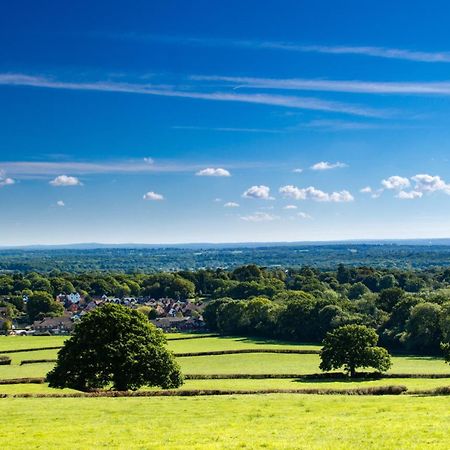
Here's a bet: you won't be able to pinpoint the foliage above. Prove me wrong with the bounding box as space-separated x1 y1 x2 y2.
46 304 183 391
320 325 392 377
0 355 12 365
27 291 64 322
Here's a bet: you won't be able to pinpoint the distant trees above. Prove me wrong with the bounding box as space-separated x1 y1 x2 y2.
320 325 392 377
27 291 64 322
47 304 183 391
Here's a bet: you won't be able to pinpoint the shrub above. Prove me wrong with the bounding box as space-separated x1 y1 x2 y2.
0 355 12 365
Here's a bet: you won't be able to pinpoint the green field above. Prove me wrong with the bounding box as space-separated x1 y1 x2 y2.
1 396 449 449
1 334 449 449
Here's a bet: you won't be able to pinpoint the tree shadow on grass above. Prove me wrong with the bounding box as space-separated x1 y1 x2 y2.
227 335 320 348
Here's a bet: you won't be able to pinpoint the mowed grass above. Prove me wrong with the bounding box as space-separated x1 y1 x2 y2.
177 353 450 375
1 335 449 383
1 395 449 449
0 335 66 351
167 336 321 352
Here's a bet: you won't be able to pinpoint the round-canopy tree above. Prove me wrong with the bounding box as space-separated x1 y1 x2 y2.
319 324 391 377
47 304 183 391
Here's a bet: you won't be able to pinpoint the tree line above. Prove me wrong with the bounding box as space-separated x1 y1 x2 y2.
0 264 449 356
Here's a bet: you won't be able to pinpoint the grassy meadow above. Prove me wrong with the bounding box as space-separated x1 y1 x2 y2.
0 334 449 448
1 395 449 449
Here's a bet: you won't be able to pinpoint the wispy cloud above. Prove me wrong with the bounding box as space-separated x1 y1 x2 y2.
240 212 279 222
173 126 283 133
0 73 388 117
132 35 450 63
193 75 450 95
0 159 258 178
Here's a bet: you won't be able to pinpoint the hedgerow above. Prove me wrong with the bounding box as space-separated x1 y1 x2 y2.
0 385 407 398
0 356 12 365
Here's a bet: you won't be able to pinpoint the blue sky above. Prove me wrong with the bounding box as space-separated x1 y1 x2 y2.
2 0 450 244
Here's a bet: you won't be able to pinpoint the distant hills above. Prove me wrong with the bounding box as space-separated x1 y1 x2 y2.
2 238 450 251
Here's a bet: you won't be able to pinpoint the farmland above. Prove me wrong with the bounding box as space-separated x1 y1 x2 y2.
0 333 449 448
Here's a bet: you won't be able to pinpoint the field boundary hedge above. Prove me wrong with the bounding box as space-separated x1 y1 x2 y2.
0 377 45 384
175 349 320 357
184 372 450 380
20 359 57 365
0 356 12 365
0 385 407 398
1 346 63 354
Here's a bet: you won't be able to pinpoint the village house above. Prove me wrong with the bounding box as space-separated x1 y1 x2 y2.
32 316 74 335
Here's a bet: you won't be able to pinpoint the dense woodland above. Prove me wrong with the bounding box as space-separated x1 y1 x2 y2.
3 243 450 272
1 263 449 357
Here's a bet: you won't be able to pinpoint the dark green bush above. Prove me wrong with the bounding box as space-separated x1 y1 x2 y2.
0 355 11 365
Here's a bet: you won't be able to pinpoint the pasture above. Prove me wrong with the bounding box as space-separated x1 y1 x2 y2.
0 334 449 449
1 396 449 449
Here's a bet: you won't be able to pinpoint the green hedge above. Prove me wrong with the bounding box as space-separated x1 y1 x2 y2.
1 346 63 354
0 385 407 398
174 349 320 357
0 356 12 365
0 377 45 384
20 359 57 366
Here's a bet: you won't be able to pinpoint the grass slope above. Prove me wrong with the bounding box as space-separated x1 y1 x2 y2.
1 396 449 449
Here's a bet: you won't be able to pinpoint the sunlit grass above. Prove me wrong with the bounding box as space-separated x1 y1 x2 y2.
0 396 449 449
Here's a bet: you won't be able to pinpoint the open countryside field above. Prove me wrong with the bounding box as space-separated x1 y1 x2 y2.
1 334 449 390
1 396 449 449
1 334 449 449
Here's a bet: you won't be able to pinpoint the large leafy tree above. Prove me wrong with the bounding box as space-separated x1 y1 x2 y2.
47 304 183 391
27 291 64 322
320 324 391 377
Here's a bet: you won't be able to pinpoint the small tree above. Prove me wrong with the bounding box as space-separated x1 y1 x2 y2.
320 324 391 377
47 304 183 391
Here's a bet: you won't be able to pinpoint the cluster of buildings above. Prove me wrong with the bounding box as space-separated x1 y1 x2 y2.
10 293 205 335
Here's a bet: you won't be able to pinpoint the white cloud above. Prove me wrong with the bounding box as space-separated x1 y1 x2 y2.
279 185 354 202
180 39 450 63
56 200 65 207
360 186 372 194
381 175 410 190
224 202 239 208
143 191 164 201
293 168 303 173
411 174 450 194
49 175 82 186
279 185 307 200
283 204 298 209
240 212 278 222
396 190 423 200
242 185 273 200
0 177 15 187
310 161 348 171
196 167 231 177
194 75 450 95
143 157 154 164
0 73 387 117
297 212 312 219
